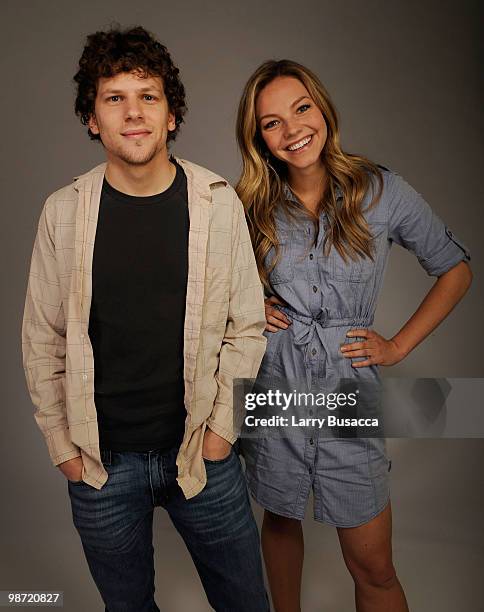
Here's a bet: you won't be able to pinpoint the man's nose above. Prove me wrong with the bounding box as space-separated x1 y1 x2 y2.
125 98 144 120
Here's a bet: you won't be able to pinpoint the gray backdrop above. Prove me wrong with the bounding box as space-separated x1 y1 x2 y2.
1 0 483 610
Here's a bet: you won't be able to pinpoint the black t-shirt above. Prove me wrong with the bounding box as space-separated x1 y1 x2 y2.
88 161 188 451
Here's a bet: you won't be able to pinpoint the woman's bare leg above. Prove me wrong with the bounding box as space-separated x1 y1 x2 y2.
337 502 409 612
262 510 304 612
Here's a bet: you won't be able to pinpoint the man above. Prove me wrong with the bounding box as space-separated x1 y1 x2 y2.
22 25 269 612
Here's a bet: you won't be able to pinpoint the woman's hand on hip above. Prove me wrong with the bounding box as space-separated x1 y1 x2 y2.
264 296 291 333
340 328 405 367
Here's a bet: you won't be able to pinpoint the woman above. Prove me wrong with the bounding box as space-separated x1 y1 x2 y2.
235 60 472 612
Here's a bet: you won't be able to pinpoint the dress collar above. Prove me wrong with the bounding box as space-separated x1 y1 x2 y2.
283 182 343 204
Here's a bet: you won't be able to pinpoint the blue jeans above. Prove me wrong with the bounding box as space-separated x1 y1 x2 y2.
68 446 269 612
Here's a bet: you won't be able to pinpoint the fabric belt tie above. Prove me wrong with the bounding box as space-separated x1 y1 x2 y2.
277 306 374 390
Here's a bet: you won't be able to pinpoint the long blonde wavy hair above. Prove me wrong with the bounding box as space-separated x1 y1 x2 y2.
235 59 383 290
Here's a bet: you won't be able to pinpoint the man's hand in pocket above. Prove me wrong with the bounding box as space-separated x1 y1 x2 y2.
202 428 231 461
58 456 83 482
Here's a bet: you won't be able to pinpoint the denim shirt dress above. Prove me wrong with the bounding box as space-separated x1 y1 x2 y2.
243 169 470 527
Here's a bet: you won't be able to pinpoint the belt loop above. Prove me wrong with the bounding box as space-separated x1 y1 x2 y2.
101 448 112 465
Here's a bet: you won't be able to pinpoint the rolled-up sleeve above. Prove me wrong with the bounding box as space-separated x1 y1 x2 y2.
387 172 470 276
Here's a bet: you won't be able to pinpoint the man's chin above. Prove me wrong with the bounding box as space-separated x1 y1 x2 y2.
119 153 159 166
111 145 162 167
121 157 155 166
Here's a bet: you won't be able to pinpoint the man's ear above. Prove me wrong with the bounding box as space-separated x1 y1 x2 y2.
88 114 100 135
167 111 176 132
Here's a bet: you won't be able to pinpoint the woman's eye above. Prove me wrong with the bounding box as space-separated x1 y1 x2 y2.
297 104 310 113
108 95 120 102
263 120 278 129
144 95 155 101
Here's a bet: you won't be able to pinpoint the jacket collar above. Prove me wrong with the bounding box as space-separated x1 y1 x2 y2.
72 157 227 197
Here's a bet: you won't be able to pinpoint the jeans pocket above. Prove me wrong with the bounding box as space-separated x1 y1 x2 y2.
67 478 85 487
67 464 86 486
203 447 233 465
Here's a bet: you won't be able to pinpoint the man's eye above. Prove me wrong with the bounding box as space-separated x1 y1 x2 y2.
297 104 310 113
144 95 156 101
263 120 278 130
108 95 120 102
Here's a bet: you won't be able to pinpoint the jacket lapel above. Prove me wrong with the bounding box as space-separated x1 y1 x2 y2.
179 161 212 414
72 164 106 327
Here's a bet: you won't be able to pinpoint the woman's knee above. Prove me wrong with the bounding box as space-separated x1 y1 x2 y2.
263 510 301 534
348 557 398 590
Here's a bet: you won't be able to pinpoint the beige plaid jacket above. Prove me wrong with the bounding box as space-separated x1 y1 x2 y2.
22 158 266 499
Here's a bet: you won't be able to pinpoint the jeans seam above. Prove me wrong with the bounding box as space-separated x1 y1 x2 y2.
159 453 167 489
148 451 156 506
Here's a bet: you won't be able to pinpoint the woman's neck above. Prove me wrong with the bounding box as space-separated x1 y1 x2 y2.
287 163 327 214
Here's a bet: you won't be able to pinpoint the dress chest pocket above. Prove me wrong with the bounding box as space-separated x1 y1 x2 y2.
266 230 298 285
328 222 387 283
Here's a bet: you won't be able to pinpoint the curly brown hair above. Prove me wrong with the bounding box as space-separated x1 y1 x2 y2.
74 25 187 141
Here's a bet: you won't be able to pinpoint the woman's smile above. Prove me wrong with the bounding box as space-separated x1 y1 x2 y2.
284 134 313 153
